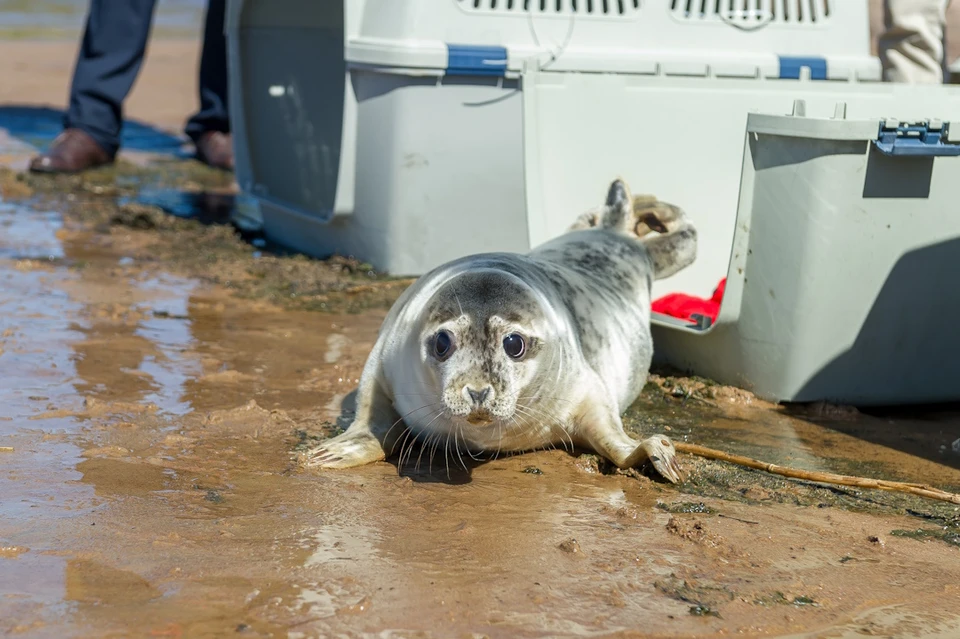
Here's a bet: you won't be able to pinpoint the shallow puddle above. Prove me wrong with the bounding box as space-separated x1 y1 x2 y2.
1 195 960 638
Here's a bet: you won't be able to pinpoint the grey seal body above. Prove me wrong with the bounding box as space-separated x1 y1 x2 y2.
302 178 697 482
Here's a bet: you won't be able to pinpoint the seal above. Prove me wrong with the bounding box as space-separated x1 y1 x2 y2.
301 178 698 483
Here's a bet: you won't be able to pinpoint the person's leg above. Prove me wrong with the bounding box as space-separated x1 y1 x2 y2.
944 0 955 79
67 0 158 154
30 0 158 173
880 0 951 83
185 0 233 171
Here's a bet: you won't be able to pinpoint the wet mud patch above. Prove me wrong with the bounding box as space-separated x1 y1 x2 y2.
15 156 231 200
653 574 734 618
890 526 960 548
1 162 414 315
653 444 960 552
622 376 960 553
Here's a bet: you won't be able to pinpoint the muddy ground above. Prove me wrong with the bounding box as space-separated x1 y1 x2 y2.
1 152 960 639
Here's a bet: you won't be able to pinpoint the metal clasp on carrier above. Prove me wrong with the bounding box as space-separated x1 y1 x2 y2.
874 118 960 157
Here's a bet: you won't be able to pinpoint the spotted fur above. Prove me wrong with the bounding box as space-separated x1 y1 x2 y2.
301 178 697 483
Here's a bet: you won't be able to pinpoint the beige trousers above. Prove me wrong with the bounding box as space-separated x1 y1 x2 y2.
880 0 952 83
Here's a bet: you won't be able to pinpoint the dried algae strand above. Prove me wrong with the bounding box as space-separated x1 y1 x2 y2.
674 442 960 506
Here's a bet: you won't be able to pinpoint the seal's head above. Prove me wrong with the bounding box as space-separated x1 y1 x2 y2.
418 268 554 429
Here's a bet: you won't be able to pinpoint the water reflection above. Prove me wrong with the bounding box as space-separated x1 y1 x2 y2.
0 202 63 261
131 274 201 416
131 187 263 233
0 202 93 632
0 202 84 420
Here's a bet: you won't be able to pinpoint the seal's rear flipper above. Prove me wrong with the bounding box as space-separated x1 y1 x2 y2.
566 177 635 233
628 196 698 281
599 178 636 234
643 222 697 281
631 195 684 237
565 179 697 282
590 179 698 281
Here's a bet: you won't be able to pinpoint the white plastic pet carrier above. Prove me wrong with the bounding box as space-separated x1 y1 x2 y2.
226 1 960 405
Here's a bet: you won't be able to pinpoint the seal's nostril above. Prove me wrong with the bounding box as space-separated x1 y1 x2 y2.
466 386 491 405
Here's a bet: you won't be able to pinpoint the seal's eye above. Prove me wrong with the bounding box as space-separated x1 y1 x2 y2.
502 333 526 359
433 330 453 360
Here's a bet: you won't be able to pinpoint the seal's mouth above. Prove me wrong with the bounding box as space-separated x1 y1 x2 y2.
464 409 493 426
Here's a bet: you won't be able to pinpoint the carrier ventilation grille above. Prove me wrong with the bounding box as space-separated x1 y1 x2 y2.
457 0 641 17
669 0 831 24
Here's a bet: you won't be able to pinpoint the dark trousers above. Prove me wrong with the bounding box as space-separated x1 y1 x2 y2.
64 0 229 157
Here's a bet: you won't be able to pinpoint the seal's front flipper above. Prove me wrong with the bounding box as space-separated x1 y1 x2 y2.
622 435 685 484
300 374 403 470
301 428 387 469
577 395 685 484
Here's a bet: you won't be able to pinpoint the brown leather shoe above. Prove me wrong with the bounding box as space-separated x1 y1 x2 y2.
29 128 113 174
195 131 234 171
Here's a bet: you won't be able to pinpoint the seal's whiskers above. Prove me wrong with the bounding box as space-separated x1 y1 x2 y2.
515 402 574 453
382 401 444 456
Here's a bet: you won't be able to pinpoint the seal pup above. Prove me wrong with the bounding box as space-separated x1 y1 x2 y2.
301 178 697 483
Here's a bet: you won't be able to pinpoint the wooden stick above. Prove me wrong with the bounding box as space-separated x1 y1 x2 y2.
674 442 960 506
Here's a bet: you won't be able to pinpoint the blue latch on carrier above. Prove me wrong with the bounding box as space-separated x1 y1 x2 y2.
445 44 508 77
873 119 960 157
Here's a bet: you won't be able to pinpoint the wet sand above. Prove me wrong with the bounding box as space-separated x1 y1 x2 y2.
0 39 201 137
1 30 960 639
